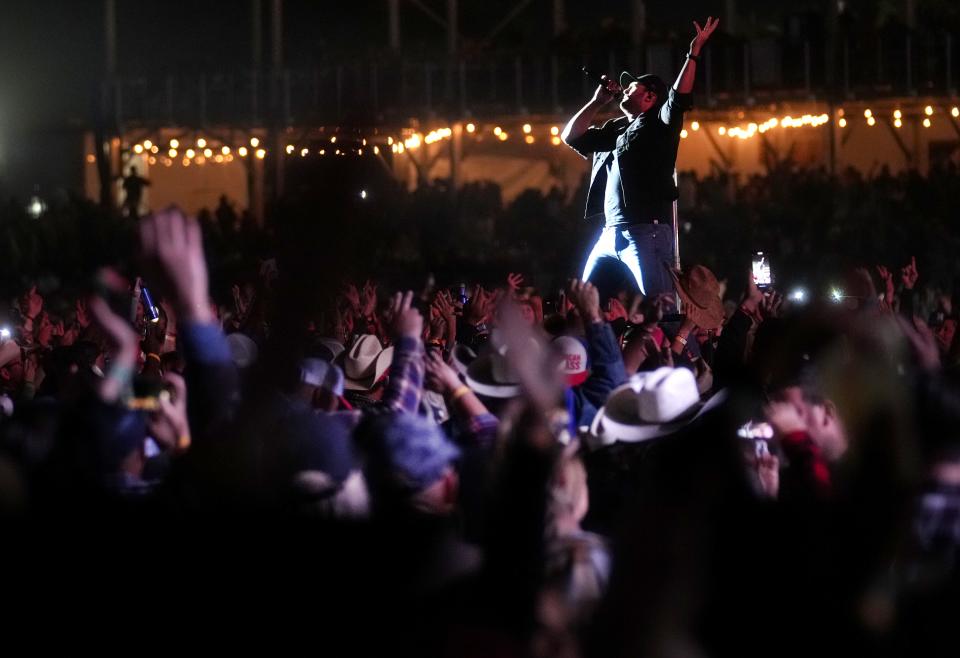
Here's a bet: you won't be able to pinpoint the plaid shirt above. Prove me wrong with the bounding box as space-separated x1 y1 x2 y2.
462 412 499 449
329 335 426 429
382 335 425 414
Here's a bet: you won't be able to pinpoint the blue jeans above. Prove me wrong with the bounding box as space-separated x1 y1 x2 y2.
581 223 675 298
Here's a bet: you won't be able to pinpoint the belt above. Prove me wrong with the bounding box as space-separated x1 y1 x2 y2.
605 220 661 228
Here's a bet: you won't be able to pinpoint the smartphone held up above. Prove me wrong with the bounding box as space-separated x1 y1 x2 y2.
752 251 773 290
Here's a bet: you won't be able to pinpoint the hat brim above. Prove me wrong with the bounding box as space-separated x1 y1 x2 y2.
594 387 727 447
668 268 725 331
451 345 477 377
597 384 696 444
465 354 521 399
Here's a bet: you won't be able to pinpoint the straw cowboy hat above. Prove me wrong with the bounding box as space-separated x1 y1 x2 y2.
668 264 725 331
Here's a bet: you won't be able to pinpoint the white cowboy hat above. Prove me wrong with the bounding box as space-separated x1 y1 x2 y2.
341 334 394 391
588 367 722 447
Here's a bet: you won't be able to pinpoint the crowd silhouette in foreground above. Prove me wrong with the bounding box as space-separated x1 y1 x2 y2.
0 164 957 655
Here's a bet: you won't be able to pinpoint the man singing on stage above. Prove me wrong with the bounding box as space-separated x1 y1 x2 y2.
562 16 719 299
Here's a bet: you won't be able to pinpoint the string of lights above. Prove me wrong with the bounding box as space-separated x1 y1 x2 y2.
98 103 960 167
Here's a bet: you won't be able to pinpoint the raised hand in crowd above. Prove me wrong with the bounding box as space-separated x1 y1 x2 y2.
876 265 896 310
387 290 423 340
901 255 919 291
88 271 141 404
895 314 941 372
464 285 496 327
231 284 253 320
756 451 780 499
139 207 213 324
360 280 378 318
424 349 462 396
567 278 602 324
604 297 629 323
740 271 765 320
425 312 447 345
759 289 784 320
424 349 490 420
506 272 524 294
341 283 361 313
147 372 191 454
431 290 458 346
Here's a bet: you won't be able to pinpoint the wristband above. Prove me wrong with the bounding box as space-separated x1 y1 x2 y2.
686 52 701 63
146 353 161 364
450 385 472 402
674 334 688 346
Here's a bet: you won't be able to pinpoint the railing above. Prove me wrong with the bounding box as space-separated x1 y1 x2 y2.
103 31 960 128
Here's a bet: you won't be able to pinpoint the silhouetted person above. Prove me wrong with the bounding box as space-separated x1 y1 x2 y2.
121 166 150 218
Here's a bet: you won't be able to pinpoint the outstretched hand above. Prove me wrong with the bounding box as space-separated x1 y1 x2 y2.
567 279 602 324
148 372 191 453
424 350 462 395
88 269 141 404
387 290 423 339
139 207 212 324
689 16 720 56
900 256 919 291
876 265 896 307
592 75 621 105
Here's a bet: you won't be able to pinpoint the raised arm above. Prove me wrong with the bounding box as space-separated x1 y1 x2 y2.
672 16 719 94
561 77 620 147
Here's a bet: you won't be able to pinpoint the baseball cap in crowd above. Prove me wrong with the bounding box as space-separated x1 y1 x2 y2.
589 367 717 447
310 337 345 363
341 334 394 391
300 358 345 397
358 411 461 495
552 336 589 387
226 332 259 369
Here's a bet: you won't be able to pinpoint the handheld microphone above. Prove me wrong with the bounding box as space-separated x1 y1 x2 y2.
581 67 622 98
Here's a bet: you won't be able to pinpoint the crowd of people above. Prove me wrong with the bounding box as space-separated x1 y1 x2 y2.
0 164 957 654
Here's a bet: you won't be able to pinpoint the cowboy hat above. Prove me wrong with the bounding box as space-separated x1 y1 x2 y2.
668 264 725 331
341 334 394 391
465 333 541 399
450 344 477 379
588 367 722 447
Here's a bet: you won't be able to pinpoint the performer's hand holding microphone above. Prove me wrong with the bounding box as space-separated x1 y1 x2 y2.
582 67 621 104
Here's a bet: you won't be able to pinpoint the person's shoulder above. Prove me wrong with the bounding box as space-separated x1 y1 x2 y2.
599 116 630 131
